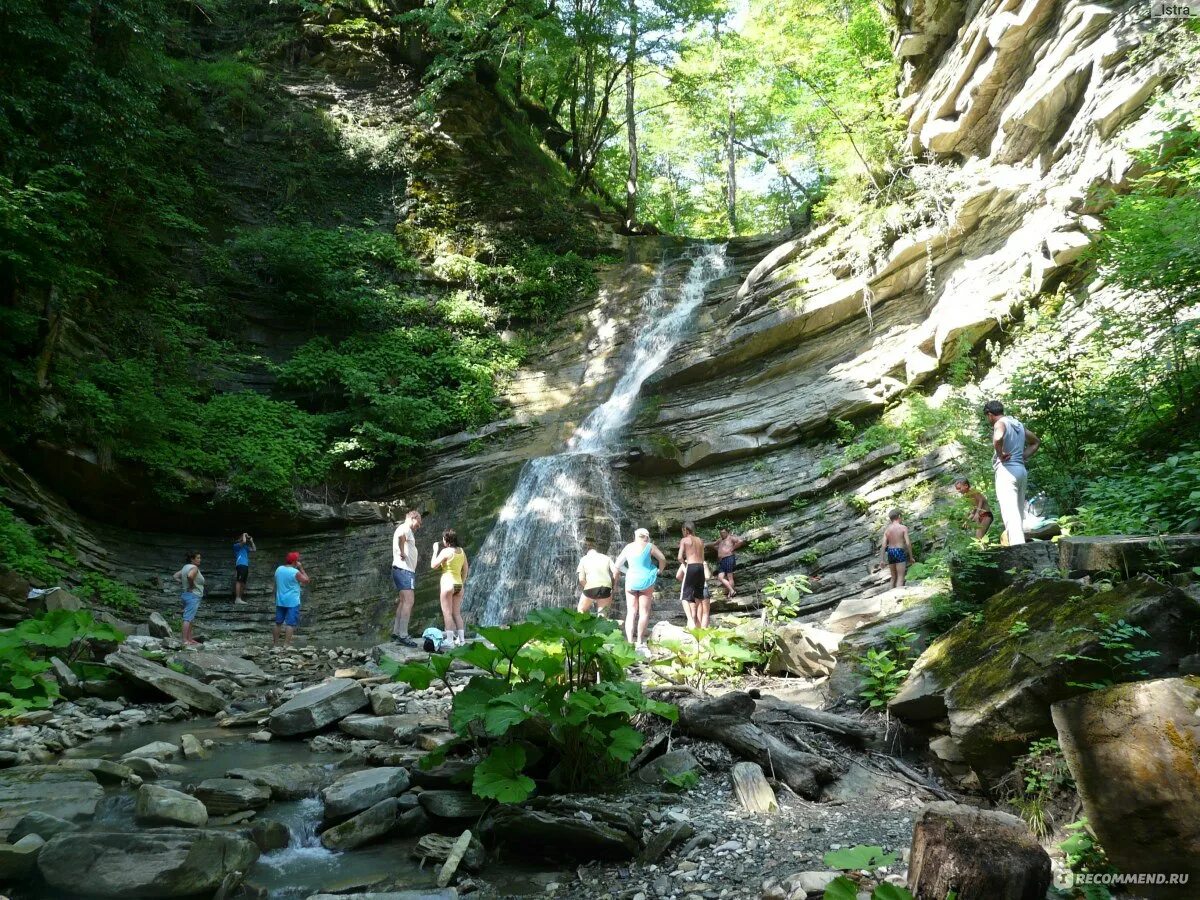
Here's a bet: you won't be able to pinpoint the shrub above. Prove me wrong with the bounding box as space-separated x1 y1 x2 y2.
0 503 59 582
654 627 763 691
0 610 125 718
384 609 676 801
748 537 780 555
79 572 141 614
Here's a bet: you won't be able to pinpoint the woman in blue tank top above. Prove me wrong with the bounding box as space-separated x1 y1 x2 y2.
612 528 665 655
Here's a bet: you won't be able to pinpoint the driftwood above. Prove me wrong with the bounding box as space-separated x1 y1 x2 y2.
678 691 837 799
754 696 880 746
730 761 778 814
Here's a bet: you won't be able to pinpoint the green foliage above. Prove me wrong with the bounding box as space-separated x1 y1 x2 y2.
761 575 811 624
0 610 125 718
79 573 141 614
822 844 913 900
0 503 59 582
856 648 907 710
1065 447 1200 535
798 549 820 567
747 537 780 555
1055 819 1115 900
848 494 871 515
1057 613 1161 690
655 627 763 690
663 768 700 792
1010 738 1073 839
384 609 676 802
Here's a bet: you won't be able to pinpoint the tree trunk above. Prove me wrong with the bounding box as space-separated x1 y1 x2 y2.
677 692 837 798
725 96 737 234
623 0 638 231
753 696 880 746
730 762 777 814
908 801 1052 900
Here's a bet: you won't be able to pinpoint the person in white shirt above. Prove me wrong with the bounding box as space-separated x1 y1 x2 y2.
576 538 615 617
390 509 422 646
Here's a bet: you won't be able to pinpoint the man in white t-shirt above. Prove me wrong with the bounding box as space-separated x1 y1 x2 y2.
390 509 422 646
576 539 615 617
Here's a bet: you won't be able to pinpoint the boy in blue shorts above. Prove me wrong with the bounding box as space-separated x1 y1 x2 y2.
881 509 914 589
273 551 310 647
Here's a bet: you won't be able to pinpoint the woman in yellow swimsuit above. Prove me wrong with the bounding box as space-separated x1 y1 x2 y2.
431 529 469 648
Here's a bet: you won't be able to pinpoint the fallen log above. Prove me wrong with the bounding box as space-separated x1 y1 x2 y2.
678 692 837 798
754 696 880 746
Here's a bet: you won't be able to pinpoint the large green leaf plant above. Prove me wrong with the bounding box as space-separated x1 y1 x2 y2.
383 608 677 803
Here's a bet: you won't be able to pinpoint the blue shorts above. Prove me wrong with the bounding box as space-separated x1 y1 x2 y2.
887 547 908 564
718 555 736 575
275 605 300 627
392 567 416 591
181 592 201 622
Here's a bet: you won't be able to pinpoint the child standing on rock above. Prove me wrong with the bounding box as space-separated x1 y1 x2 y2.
273 551 309 647
881 509 915 589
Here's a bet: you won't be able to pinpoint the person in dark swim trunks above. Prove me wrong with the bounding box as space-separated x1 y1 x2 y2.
881 509 914 589
677 522 710 628
233 532 255 602
576 539 615 616
954 478 994 538
706 528 746 598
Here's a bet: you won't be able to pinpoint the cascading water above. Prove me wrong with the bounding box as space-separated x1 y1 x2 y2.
463 244 728 625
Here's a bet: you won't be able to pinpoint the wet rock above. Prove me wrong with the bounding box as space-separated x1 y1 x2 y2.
0 766 104 838
908 801 1051 900
339 713 442 742
7 811 78 842
249 818 290 852
106 650 227 713
122 756 187 780
322 767 410 822
179 733 207 760
122 740 180 762
410 760 474 790
637 749 700 785
0 833 45 881
227 763 331 800
57 757 136 784
1052 677 1200 896
889 577 1200 777
37 828 259 897
135 784 209 827
49 656 81 697
268 677 367 736
147 611 172 638
194 778 271 816
418 790 490 822
320 796 406 851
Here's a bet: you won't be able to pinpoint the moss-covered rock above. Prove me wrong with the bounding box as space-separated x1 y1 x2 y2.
890 576 1200 778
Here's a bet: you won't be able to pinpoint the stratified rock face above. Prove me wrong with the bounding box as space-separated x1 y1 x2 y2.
0 767 104 840
105 651 227 713
889 577 1200 776
907 801 1051 900
268 678 367 736
1052 677 1200 896
319 796 405 851
37 829 259 897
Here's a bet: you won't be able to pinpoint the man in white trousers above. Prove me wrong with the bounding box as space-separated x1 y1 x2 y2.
984 400 1040 545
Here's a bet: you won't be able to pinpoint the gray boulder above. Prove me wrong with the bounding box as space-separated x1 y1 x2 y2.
1052 677 1200 896
637 749 700 785
105 650 227 713
37 829 259 897
322 767 410 822
767 623 842 677
320 797 406 851
248 818 290 852
121 741 179 762
8 811 78 842
147 611 172 638
0 766 104 839
135 784 208 827
338 713 443 742
268 678 367 736
58 757 136 784
481 805 640 860
0 834 45 880
227 763 331 800
889 577 1200 777
417 790 490 822
194 778 271 816
122 756 187 780
170 652 267 685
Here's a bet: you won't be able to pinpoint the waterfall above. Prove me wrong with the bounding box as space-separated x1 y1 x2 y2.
463 243 728 625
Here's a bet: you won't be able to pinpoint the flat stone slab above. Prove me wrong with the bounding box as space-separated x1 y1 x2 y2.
268 678 367 736
170 651 268 684
227 763 332 800
320 796 405 851
134 784 208 828
0 766 104 839
1058 535 1200 576
339 714 445 742
37 829 259 897
418 790 490 821
57 758 135 784
106 650 227 713
194 778 271 816
120 741 179 762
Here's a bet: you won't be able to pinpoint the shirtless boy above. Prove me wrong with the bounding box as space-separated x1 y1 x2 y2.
677 522 709 628
881 509 915 589
706 527 746 597
954 478 994 538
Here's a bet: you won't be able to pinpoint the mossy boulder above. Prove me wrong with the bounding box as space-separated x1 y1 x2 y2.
889 576 1200 778
1051 677 1200 897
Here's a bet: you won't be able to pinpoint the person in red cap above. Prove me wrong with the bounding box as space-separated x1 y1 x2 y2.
273 551 309 647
